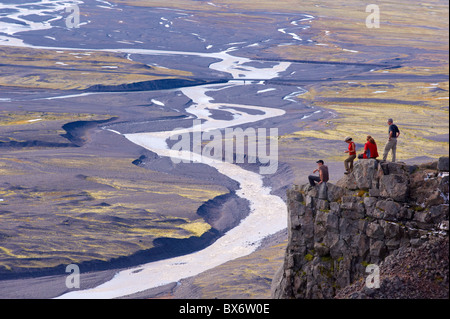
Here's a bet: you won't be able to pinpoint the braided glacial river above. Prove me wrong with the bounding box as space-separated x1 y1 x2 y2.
0 0 319 298
59 48 290 299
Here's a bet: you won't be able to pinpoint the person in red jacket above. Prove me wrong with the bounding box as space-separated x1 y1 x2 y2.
361 135 379 159
344 136 357 174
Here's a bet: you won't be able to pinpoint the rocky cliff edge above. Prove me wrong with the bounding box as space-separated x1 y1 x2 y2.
272 157 449 299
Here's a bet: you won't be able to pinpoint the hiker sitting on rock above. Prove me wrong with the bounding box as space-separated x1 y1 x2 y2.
358 135 379 159
309 160 329 187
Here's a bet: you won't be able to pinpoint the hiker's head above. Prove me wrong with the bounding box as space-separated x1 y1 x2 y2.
316 160 324 167
387 118 394 125
367 135 376 144
345 137 353 143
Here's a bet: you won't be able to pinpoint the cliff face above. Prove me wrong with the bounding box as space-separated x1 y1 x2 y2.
272 158 449 299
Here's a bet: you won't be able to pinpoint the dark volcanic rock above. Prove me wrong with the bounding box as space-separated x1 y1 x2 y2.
438 156 449 172
335 237 449 299
272 159 449 299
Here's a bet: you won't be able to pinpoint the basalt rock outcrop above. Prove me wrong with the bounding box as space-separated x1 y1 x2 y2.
272 157 449 299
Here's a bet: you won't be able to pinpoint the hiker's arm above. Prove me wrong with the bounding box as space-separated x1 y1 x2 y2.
319 169 323 184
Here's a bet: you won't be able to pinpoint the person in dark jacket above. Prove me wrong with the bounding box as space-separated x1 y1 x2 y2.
383 119 401 162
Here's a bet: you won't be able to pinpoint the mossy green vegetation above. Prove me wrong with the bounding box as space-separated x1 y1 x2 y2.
0 155 228 272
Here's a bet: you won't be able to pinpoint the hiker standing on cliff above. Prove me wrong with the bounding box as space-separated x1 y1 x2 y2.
309 160 329 187
344 137 357 174
383 119 401 162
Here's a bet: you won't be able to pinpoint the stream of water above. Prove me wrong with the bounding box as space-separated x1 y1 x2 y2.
58 45 291 300
0 0 313 298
